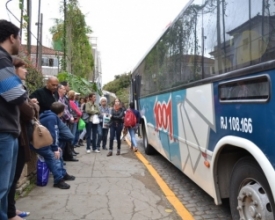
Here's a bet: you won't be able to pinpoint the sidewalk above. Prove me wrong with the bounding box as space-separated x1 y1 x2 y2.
16 142 180 220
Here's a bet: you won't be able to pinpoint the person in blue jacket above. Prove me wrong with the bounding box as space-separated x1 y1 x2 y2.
33 102 75 189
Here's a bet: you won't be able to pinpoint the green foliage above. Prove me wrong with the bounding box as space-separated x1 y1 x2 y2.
18 0 29 41
57 71 100 96
19 53 44 94
103 73 131 105
50 0 94 78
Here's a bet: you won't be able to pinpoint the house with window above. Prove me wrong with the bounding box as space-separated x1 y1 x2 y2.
20 45 62 79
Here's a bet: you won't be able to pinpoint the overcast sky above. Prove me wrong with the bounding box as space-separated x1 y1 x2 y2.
1 0 189 85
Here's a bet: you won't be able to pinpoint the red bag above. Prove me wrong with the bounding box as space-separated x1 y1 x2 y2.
124 110 137 127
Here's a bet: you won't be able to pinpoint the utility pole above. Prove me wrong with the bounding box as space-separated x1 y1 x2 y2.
38 13 43 70
19 0 24 43
26 0 32 54
63 0 67 70
36 0 41 68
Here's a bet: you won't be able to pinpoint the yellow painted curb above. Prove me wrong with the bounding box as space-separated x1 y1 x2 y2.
125 138 194 220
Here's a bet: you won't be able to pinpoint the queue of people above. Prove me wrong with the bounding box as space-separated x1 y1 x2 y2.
0 19 141 220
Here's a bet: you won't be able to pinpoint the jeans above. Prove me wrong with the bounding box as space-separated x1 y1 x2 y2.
109 123 123 151
69 122 77 145
59 121 74 152
86 122 98 150
34 146 66 184
0 133 18 220
97 123 109 149
59 121 74 143
7 142 25 218
128 127 137 147
73 124 80 146
79 128 86 140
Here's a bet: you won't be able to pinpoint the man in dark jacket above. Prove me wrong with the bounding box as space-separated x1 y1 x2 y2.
30 76 59 114
0 20 31 219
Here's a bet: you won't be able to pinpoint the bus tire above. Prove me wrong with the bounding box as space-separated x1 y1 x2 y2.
229 156 275 220
142 124 155 155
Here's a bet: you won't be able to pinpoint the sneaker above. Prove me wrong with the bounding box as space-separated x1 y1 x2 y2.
17 211 30 218
95 149 100 153
86 150 91 154
53 179 70 189
63 174 75 181
116 151 120 155
107 151 112 157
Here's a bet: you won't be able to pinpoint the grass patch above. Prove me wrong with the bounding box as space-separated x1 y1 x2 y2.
15 175 36 200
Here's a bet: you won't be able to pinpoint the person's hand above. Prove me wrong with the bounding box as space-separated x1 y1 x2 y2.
70 117 74 123
30 98 39 104
54 151 60 159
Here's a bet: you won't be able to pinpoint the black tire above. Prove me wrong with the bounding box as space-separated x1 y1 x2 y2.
229 156 275 220
142 124 155 155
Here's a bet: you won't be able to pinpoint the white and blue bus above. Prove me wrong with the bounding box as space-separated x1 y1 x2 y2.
131 0 275 219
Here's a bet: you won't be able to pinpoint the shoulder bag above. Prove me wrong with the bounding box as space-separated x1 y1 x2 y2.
32 118 53 149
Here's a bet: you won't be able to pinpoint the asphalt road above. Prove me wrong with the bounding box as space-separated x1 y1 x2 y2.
135 136 232 220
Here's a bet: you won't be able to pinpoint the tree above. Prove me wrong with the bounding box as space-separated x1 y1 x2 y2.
103 73 131 105
57 71 100 96
50 0 94 79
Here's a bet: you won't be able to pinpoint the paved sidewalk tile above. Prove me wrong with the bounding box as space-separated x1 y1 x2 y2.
16 142 181 220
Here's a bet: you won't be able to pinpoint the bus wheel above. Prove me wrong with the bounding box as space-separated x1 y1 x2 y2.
142 124 155 155
229 157 275 220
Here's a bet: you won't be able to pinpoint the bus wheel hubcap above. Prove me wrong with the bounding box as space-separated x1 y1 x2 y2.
237 182 272 220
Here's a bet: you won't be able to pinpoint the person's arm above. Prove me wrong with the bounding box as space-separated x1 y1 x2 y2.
85 102 99 115
0 58 26 105
29 89 41 103
70 101 82 117
94 104 100 114
137 111 141 123
40 116 59 152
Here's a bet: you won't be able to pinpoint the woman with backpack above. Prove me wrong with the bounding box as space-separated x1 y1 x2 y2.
107 98 124 156
125 102 141 152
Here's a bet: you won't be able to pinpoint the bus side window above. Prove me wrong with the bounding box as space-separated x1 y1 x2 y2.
230 82 249 99
219 75 269 102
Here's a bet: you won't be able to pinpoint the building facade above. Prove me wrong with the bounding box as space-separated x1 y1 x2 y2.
20 45 62 79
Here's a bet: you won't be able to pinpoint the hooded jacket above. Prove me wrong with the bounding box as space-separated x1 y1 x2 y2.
39 110 61 152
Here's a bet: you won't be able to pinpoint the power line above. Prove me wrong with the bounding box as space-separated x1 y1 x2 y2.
5 0 41 43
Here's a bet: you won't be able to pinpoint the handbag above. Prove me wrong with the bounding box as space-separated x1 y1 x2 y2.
32 118 53 149
90 114 100 124
82 112 90 123
78 118 86 130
